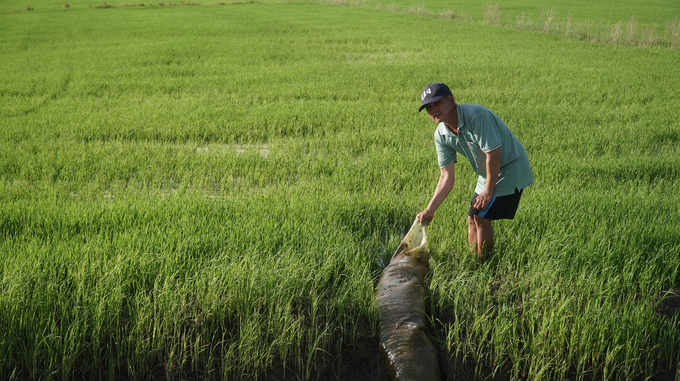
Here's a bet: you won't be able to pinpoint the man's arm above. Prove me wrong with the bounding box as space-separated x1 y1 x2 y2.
472 148 500 211
416 163 455 225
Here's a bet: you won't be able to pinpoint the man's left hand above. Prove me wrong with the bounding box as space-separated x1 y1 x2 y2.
473 191 493 211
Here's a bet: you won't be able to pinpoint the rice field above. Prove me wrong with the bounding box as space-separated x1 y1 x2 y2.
1 0 679 380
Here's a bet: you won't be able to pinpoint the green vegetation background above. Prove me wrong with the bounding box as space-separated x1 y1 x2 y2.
1 0 679 380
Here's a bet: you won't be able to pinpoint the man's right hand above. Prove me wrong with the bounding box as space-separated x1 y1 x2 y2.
416 208 434 225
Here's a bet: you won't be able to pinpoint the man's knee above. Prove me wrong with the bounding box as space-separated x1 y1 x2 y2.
471 214 491 228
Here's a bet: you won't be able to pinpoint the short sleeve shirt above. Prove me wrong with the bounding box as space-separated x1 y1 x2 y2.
434 103 534 197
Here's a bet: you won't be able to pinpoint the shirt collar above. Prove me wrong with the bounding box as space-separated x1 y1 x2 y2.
438 104 464 136
456 103 464 130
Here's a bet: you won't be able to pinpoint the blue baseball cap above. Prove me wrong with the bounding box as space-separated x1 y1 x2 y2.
419 82 452 112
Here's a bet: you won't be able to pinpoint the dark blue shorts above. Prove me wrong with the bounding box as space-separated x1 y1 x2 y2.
468 188 524 220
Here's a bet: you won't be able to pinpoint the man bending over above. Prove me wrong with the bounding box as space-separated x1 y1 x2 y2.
416 83 534 260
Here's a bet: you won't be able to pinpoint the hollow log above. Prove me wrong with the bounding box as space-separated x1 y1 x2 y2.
375 220 440 381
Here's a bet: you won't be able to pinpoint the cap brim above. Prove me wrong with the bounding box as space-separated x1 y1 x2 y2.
418 95 444 112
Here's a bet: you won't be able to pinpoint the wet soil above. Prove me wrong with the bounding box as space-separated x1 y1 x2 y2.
266 334 390 381
658 287 680 322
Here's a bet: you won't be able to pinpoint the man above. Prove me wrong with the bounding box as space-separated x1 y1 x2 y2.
415 82 533 259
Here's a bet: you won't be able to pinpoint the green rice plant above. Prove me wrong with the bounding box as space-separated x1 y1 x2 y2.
0 0 679 380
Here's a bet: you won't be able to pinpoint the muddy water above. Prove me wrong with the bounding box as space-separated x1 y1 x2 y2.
375 220 440 381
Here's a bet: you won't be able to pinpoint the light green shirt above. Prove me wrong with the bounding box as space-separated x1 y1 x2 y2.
434 103 534 197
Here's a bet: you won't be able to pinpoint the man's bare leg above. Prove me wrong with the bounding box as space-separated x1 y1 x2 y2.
468 215 494 259
468 216 478 255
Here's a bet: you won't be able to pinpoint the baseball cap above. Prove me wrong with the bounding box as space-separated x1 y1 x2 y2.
419 82 452 112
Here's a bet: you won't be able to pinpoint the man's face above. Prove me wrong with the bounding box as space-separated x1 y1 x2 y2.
425 97 455 123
